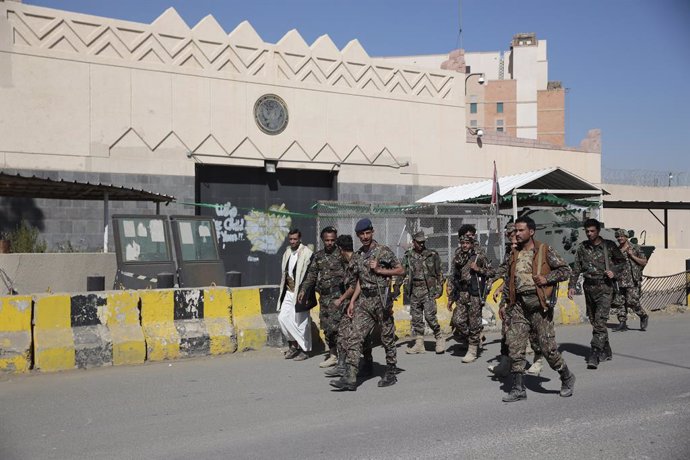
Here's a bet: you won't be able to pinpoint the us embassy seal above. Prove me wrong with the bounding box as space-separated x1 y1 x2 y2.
254 94 288 135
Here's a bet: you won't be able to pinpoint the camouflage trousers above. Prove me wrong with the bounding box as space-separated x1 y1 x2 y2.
451 292 483 346
507 292 565 374
584 282 613 352
409 286 441 338
346 295 397 367
500 298 541 357
319 294 344 351
611 285 647 322
337 311 372 363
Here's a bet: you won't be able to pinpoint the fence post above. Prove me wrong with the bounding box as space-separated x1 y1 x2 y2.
686 259 690 306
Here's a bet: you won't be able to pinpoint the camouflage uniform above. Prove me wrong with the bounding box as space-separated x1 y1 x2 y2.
489 249 542 358
448 245 493 347
569 239 625 354
346 242 400 367
505 242 571 374
396 247 443 338
612 242 647 322
336 257 373 363
300 247 346 351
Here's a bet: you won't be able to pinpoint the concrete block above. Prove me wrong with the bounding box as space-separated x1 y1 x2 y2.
0 295 32 373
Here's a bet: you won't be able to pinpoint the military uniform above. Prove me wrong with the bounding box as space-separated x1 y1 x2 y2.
448 239 493 357
396 232 444 344
346 242 400 369
611 232 648 329
502 238 575 402
569 238 625 365
300 246 346 352
504 242 571 374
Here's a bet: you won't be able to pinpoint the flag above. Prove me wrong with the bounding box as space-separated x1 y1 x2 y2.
490 160 500 212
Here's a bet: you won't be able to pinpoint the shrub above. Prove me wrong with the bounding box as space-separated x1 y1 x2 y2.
8 220 47 253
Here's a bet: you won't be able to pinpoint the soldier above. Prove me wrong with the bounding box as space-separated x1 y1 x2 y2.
489 223 545 377
394 231 445 355
612 229 649 332
502 216 575 402
446 234 493 363
324 235 374 378
298 226 347 368
568 218 626 370
331 218 404 391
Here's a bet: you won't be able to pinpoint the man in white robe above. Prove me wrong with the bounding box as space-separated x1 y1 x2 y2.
277 229 314 360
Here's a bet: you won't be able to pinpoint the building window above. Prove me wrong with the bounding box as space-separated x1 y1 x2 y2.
496 119 504 132
470 120 477 127
497 102 504 113
470 103 477 114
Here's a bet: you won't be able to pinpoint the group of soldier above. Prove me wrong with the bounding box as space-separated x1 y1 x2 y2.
288 214 649 401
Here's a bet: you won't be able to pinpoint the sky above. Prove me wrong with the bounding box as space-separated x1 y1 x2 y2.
26 0 690 174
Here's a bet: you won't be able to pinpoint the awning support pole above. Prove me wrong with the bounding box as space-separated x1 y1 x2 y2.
512 189 518 220
103 192 109 253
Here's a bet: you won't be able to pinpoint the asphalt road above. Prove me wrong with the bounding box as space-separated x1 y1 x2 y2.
2 313 689 460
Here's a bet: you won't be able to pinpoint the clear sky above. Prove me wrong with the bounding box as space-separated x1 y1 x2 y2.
26 0 690 173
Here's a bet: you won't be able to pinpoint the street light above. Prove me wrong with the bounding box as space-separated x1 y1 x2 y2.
668 172 673 187
466 127 483 137
465 72 485 95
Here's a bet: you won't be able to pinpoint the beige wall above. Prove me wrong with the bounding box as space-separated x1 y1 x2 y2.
603 184 690 250
537 88 565 145
0 2 601 192
485 80 517 136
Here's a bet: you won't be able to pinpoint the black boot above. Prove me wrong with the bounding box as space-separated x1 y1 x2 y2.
377 364 398 387
324 354 346 377
502 373 526 402
330 364 357 391
601 342 612 361
640 314 649 331
558 364 576 397
614 321 629 332
586 349 600 369
358 358 374 378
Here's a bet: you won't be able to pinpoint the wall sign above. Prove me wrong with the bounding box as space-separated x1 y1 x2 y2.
254 94 288 135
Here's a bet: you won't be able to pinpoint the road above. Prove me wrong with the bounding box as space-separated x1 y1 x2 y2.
1 313 689 459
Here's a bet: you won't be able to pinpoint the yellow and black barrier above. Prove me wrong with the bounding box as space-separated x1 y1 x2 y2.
0 294 32 373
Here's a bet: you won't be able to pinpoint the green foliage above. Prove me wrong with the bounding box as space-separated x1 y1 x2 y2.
8 220 47 253
55 240 85 253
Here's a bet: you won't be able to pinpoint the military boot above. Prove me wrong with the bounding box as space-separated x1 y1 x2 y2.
614 320 629 332
330 364 357 391
601 342 612 361
526 354 544 376
640 314 649 331
377 364 398 387
558 364 576 397
435 334 446 354
358 357 374 377
586 349 600 369
324 353 346 377
319 351 338 368
405 336 425 354
502 373 527 402
488 355 511 377
461 345 478 363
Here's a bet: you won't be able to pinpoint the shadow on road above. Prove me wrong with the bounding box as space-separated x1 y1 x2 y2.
559 342 591 362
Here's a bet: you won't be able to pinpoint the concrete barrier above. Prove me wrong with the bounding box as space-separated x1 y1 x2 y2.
33 292 118 371
105 291 146 366
140 288 236 361
231 287 270 351
0 294 32 373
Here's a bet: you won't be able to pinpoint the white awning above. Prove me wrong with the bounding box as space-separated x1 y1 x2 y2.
417 167 607 203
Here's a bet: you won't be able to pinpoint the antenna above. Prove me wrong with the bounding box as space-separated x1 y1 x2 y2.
458 0 463 49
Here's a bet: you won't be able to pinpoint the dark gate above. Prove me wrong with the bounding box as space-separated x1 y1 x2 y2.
196 165 336 286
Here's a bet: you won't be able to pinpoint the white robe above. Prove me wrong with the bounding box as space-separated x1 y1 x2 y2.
277 249 312 351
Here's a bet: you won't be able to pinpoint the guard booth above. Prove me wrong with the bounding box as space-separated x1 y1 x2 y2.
112 215 226 289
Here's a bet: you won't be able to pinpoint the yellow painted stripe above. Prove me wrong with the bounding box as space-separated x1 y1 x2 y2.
231 288 267 351
0 295 32 332
33 294 75 372
106 291 145 365
204 288 236 355
140 290 180 361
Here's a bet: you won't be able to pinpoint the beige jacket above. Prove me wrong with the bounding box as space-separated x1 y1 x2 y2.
277 243 313 311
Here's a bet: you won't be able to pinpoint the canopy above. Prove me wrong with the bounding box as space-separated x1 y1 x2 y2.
417 167 607 218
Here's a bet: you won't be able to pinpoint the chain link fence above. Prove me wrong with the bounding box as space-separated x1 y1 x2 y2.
314 202 510 272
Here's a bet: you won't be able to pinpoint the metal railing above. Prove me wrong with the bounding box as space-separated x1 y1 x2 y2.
640 271 689 311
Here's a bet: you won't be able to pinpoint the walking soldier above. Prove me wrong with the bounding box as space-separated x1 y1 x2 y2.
612 228 649 332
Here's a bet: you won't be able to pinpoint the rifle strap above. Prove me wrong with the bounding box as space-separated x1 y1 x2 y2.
536 243 545 276
603 241 611 273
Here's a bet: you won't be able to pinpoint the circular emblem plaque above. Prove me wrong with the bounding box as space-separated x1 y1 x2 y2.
254 94 288 135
